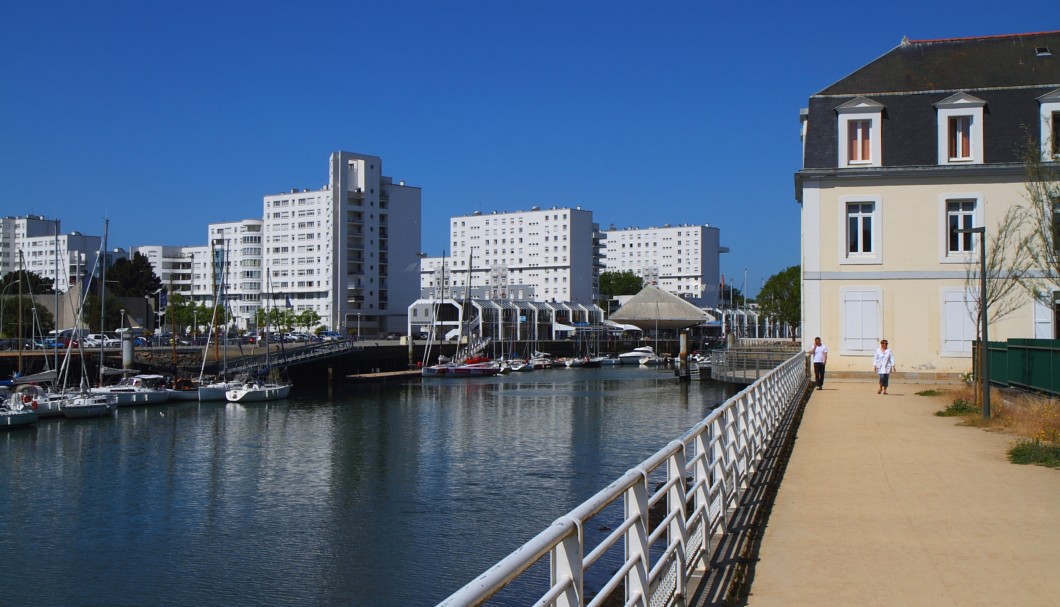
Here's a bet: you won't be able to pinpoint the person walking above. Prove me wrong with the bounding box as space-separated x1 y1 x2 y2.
810 336 828 390
874 339 895 394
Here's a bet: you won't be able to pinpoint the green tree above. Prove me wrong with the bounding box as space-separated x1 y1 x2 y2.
296 310 321 332
719 284 745 307
0 270 55 295
1017 139 1060 305
0 295 55 338
82 295 125 332
599 271 644 297
107 252 163 297
757 265 801 339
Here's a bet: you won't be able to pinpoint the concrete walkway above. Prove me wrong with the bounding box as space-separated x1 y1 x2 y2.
744 380 1060 607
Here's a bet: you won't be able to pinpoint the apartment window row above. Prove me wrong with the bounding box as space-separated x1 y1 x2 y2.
836 93 1017 167
841 194 983 265
840 287 975 357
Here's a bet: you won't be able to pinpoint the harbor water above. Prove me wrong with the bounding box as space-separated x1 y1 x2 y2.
0 366 735 606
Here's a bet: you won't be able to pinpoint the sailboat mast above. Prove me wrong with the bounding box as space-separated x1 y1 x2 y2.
16 252 23 377
54 219 60 372
98 219 108 387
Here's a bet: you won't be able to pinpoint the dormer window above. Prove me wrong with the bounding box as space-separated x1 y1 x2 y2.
836 97 884 168
935 93 986 165
1038 88 1060 160
949 116 972 160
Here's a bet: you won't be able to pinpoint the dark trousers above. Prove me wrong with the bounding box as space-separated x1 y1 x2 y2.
813 362 826 388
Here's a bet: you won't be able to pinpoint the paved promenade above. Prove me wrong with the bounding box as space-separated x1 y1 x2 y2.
744 380 1060 607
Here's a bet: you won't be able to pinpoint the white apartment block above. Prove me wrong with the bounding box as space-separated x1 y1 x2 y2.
444 206 599 304
207 219 263 327
263 152 421 334
0 215 102 293
601 224 727 307
135 220 262 330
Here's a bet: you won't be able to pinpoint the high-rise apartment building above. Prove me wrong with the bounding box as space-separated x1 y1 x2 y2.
601 224 727 307
262 152 421 334
134 219 262 330
421 209 728 308
443 206 599 303
0 215 102 293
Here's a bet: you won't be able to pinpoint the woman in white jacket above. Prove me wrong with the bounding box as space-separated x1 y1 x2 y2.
873 339 895 394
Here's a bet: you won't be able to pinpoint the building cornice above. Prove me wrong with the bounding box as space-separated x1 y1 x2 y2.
793 162 1054 203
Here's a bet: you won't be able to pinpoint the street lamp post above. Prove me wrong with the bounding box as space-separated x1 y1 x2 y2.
957 226 990 419
357 313 361 340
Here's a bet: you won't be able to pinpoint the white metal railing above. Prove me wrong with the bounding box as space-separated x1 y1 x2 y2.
437 350 808 607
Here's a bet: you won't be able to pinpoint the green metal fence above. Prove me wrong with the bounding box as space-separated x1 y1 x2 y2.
980 339 1060 395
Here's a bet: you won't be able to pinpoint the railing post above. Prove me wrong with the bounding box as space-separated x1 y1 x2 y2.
626 474 650 606
552 519 583 607
669 447 690 602
692 429 710 574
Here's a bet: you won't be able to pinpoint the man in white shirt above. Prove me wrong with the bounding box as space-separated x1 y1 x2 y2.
810 336 828 390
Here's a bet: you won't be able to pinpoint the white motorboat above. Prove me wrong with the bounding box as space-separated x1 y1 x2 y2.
226 380 292 403
618 346 657 365
91 374 171 405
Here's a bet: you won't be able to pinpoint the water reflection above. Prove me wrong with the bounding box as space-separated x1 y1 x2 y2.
0 367 734 606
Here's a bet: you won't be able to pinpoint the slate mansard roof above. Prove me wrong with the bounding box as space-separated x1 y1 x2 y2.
801 31 1060 171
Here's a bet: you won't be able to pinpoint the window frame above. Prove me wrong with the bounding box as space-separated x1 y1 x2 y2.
838 195 882 265
1038 88 1060 160
935 93 986 165
938 193 984 264
836 97 884 168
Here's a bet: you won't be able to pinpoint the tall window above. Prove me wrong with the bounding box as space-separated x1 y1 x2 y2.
847 119 871 163
1052 111 1060 157
947 200 976 253
948 116 972 160
847 202 874 255
1052 197 1060 254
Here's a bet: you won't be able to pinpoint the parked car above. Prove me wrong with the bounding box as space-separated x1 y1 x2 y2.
319 331 343 341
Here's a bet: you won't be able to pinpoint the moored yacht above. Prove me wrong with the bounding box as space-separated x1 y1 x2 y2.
91 374 170 405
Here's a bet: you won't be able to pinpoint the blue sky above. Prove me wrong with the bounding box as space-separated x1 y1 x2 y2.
3 1 1057 296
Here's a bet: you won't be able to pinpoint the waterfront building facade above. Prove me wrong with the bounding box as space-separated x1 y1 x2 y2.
0 215 102 293
600 224 727 307
798 31 1060 377
263 152 421 335
442 206 600 304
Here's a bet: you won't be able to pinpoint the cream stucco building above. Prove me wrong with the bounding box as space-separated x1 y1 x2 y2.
798 31 1060 378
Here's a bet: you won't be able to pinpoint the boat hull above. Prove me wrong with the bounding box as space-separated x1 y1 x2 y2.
226 383 292 402
1 407 38 428
62 395 117 419
91 389 170 406
166 389 201 402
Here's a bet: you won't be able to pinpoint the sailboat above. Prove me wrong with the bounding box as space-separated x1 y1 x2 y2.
1 386 38 428
421 250 499 378
226 276 291 402
57 222 118 418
